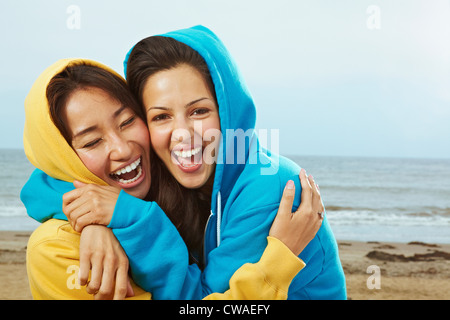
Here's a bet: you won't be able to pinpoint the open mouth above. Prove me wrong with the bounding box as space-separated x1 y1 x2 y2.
172 146 203 171
109 157 143 184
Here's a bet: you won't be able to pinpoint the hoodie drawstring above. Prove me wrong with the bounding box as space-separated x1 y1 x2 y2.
216 191 221 247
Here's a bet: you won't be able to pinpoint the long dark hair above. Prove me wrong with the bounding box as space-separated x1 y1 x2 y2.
127 36 216 266
47 63 145 145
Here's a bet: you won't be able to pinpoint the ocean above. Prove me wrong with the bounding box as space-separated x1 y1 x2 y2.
289 155 450 244
2 149 450 244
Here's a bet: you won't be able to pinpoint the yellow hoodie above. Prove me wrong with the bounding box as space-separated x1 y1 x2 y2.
23 58 305 300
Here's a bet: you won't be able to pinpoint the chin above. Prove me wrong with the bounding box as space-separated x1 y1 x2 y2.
125 187 148 199
114 176 151 199
176 174 208 190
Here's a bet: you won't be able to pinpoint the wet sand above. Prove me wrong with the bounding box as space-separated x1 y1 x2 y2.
1 231 449 300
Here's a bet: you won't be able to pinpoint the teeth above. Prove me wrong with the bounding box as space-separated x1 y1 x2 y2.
118 166 142 184
174 147 201 158
112 158 141 176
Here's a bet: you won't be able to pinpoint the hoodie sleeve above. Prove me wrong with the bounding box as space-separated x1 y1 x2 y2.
106 191 204 299
203 236 305 300
20 169 72 222
96 191 308 300
20 169 203 299
20 169 309 300
199 166 328 299
20 169 201 299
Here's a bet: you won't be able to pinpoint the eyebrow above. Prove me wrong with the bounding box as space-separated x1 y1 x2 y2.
72 125 97 140
147 97 210 113
72 105 127 139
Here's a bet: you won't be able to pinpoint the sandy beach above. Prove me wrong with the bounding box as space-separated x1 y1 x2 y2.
339 240 450 300
1 230 449 300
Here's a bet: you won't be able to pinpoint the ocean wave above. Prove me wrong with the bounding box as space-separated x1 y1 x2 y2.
326 208 450 227
407 208 450 218
321 181 450 193
0 206 27 217
326 205 450 216
326 205 374 212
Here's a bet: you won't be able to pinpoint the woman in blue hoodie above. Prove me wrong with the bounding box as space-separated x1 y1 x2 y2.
22 26 346 299
126 26 346 299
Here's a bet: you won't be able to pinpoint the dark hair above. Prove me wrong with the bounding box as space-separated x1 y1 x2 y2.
127 36 217 107
127 36 216 267
47 63 145 145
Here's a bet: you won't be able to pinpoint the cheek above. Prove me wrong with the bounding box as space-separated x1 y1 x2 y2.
201 117 221 142
149 126 172 157
77 151 106 179
133 121 151 149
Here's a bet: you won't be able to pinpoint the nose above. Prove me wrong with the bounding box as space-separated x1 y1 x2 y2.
171 115 193 145
109 132 133 161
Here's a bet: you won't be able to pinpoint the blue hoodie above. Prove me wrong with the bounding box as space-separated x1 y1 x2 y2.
21 26 346 300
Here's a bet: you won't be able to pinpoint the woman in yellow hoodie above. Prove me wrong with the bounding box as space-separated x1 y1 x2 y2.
23 58 324 300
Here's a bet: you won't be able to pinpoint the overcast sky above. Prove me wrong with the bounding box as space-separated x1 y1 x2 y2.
1 0 449 159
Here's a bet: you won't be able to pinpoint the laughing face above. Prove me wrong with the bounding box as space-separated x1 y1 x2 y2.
143 64 221 190
63 87 152 199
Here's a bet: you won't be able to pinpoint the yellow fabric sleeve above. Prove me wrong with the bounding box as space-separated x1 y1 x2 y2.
26 219 150 300
204 236 306 300
27 220 304 300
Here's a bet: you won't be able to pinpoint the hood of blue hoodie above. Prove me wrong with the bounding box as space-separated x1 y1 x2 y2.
124 26 258 212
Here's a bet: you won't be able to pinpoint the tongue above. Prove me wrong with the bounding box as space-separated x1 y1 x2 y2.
118 169 137 181
178 156 194 166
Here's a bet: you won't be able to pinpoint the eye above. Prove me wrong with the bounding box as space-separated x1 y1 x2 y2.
83 138 102 149
191 108 210 116
152 114 170 122
120 116 136 129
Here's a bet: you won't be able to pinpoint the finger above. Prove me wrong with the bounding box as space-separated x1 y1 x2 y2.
113 266 130 300
300 168 311 192
308 174 317 193
74 213 97 232
65 201 92 232
308 175 323 215
78 252 91 287
95 263 115 300
126 279 135 298
62 188 85 207
63 191 87 218
86 257 103 295
278 180 296 217
318 195 325 218
298 169 312 209
309 175 320 203
315 182 325 214
74 180 87 189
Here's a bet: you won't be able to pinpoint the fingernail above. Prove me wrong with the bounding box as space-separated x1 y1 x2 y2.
286 180 295 189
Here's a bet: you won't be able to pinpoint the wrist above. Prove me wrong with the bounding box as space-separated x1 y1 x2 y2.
108 190 151 229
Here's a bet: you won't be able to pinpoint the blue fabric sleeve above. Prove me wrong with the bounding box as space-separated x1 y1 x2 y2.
20 169 205 299
200 160 345 300
20 169 71 222
107 191 204 299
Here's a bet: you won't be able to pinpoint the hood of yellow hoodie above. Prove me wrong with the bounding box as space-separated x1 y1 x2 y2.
23 58 121 185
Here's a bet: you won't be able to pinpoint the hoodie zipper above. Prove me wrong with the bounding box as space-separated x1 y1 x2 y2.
203 191 222 266
203 211 213 266
216 191 221 247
